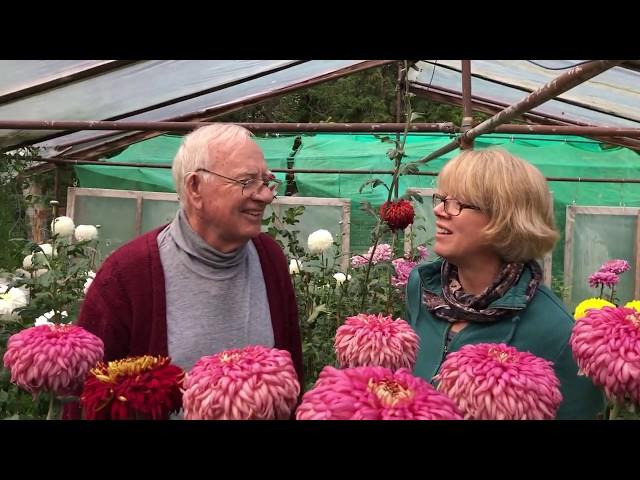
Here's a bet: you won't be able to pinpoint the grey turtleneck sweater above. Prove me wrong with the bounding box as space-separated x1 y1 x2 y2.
157 209 273 371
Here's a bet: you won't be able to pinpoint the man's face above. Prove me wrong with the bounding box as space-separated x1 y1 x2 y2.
197 139 275 251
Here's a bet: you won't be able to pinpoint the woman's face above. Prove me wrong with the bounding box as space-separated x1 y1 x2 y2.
432 192 495 266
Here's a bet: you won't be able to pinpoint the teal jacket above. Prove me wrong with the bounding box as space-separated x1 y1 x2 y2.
406 260 604 420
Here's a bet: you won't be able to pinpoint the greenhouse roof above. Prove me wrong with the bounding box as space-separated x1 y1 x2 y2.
0 60 639 159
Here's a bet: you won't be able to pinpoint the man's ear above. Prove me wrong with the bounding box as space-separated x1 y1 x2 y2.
184 173 204 209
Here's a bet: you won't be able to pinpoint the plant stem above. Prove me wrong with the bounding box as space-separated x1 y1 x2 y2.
386 233 398 313
46 393 57 420
609 402 620 420
609 286 616 304
360 61 413 311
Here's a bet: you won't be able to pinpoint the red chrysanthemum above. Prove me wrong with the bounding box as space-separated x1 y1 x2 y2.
334 313 419 371
435 343 562 420
80 355 184 420
379 200 415 232
3 324 103 397
182 345 300 420
295 366 463 420
570 306 640 405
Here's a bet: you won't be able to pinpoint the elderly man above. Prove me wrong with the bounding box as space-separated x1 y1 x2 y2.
75 124 302 379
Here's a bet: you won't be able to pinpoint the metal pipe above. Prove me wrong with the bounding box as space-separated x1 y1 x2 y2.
6 119 640 140
416 60 624 164
460 60 474 150
4 119 640 137
494 124 640 136
0 120 458 133
24 157 640 183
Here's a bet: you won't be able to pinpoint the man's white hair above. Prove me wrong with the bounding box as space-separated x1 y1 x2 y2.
172 124 253 205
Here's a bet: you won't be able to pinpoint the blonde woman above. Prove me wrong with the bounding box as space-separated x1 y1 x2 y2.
406 149 602 419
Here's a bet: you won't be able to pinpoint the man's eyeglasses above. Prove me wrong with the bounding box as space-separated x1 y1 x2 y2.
194 168 282 197
432 193 481 216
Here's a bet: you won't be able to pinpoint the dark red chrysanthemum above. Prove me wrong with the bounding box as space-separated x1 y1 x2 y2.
80 355 184 420
379 200 415 232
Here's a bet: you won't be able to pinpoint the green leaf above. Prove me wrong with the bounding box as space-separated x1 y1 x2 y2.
399 162 419 175
359 179 386 193
400 191 425 203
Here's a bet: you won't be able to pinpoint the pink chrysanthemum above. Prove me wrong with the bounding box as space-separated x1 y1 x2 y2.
380 200 415 232
335 313 419 371
435 343 562 420
296 366 463 420
182 345 300 420
416 245 429 260
588 271 619 289
3 324 104 397
351 255 370 268
81 355 184 420
600 259 631 275
570 306 640 404
350 243 393 268
391 258 417 289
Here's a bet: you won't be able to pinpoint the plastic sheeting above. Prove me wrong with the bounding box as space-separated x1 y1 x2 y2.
409 60 640 127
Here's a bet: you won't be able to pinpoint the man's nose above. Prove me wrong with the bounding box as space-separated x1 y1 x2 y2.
251 185 276 203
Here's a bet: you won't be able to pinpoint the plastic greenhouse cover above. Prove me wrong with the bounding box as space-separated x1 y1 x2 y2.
34 60 365 156
0 60 297 150
410 60 640 128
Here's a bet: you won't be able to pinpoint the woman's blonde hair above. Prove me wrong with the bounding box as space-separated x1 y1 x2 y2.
437 149 559 262
172 124 253 204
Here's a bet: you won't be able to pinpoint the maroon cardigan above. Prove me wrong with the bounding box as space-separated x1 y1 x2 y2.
64 227 303 419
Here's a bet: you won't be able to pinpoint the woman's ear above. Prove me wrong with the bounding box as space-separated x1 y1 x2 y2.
184 173 204 209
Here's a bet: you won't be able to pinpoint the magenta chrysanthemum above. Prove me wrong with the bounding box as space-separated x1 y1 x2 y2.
600 259 631 275
335 313 419 371
182 345 300 420
588 271 619 289
3 324 104 397
295 366 463 420
435 343 562 420
391 258 417 289
570 306 640 404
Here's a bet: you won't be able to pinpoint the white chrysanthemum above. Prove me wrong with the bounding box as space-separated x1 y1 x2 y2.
289 259 302 275
74 225 98 242
22 254 33 269
35 243 56 260
13 268 31 279
333 272 352 285
32 269 49 278
0 285 28 317
34 310 68 326
51 216 75 237
84 271 96 295
307 229 333 254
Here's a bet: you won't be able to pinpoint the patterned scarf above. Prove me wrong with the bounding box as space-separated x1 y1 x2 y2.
422 259 542 323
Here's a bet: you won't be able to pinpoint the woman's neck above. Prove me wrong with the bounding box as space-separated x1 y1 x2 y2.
455 256 504 296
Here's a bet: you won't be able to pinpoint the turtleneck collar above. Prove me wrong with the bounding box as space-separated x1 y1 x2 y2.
169 208 248 269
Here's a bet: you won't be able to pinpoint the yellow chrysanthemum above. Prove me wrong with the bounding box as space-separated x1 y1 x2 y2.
624 300 640 312
574 297 615 320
